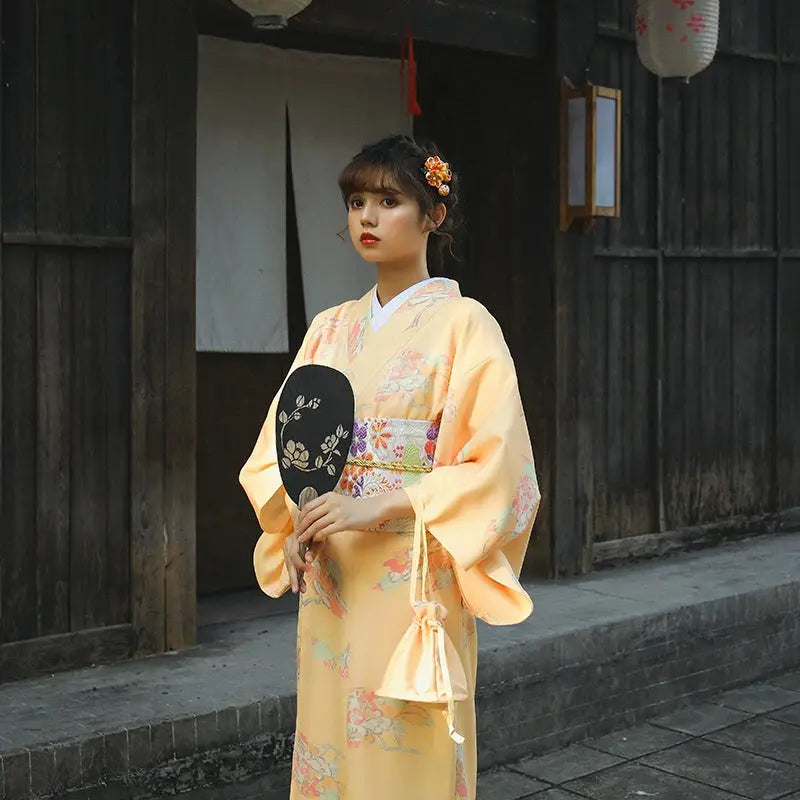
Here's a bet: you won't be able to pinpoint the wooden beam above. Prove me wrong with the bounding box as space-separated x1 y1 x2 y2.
163 0 198 652
0 0 5 642
551 0 598 576
131 0 168 655
0 624 133 684
198 0 544 59
593 510 800 569
2 232 133 249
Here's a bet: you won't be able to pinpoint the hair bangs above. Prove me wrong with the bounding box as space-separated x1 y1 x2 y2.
338 160 416 205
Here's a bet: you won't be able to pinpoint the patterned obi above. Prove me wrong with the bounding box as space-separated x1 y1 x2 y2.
335 417 440 533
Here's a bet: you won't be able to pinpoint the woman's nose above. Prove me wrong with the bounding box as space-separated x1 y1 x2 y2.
360 203 377 226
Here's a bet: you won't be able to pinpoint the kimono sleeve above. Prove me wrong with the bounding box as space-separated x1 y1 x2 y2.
239 314 326 597
402 305 540 625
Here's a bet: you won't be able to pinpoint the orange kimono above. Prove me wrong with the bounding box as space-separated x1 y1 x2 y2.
240 278 539 800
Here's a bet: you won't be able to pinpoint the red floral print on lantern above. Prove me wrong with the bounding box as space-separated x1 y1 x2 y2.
672 0 695 8
687 14 706 33
636 14 648 36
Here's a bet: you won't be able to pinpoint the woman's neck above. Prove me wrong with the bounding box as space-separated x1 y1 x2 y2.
375 261 430 307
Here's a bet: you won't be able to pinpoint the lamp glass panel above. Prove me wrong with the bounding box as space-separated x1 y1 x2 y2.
567 96 587 206
595 95 617 207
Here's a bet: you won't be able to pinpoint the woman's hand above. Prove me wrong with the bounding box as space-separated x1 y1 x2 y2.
283 531 309 594
296 490 414 549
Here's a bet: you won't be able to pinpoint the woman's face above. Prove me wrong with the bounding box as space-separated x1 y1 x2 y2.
346 183 433 265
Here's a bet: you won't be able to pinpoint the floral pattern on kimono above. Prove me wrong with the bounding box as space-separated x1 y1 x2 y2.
482 457 540 557
374 547 412 592
346 688 433 754
374 350 452 408
454 743 468 798
302 553 347 618
347 312 370 361
312 637 350 678
375 539 455 594
292 734 344 799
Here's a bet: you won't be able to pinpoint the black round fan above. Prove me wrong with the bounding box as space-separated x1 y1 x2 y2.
276 365 355 542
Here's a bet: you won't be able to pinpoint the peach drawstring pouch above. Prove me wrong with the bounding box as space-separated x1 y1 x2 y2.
376 499 468 743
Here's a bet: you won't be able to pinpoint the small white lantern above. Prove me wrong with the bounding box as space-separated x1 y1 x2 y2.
230 0 312 30
559 79 622 232
636 0 720 80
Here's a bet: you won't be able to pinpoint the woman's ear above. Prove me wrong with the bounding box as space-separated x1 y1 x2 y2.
426 203 447 232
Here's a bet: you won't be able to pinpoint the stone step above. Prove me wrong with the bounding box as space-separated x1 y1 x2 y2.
1 532 798 799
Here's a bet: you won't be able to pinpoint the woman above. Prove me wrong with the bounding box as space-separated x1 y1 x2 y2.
240 134 539 799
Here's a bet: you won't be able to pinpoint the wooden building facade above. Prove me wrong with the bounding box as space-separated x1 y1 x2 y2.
0 0 797 682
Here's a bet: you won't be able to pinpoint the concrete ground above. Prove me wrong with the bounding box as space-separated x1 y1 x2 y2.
0 532 798 799
479 670 800 800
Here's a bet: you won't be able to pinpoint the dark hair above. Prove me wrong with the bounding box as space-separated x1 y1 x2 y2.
338 134 462 259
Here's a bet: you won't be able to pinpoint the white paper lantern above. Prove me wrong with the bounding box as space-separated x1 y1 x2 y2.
231 0 312 29
636 0 720 80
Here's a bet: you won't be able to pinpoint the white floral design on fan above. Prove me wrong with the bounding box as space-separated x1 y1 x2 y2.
279 394 350 477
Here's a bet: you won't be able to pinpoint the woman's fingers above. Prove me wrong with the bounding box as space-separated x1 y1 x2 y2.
297 503 328 542
311 519 338 544
299 512 339 544
287 544 306 571
297 505 333 542
287 559 299 594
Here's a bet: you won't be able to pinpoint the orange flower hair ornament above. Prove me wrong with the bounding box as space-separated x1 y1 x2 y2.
423 156 452 197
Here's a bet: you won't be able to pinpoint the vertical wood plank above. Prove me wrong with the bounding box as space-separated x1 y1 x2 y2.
103 0 133 235
662 81 683 252
1 0 37 644
682 78 700 249
2 0 36 233
34 1 73 637
104 256 132 625
743 62 761 248
131 0 167 654
713 61 731 248
698 262 734 522
70 253 109 630
36 0 71 235
36 252 72 636
760 63 776 249
163 0 197 650
662 263 689 527
1 249 38 642
775 261 800 508
590 260 609 542
730 262 774 516
786 68 800 250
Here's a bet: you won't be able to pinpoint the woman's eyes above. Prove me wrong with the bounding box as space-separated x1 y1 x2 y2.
349 196 398 209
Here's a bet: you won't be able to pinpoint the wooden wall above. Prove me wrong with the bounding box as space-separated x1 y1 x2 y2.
553 0 800 573
0 0 134 678
0 0 197 681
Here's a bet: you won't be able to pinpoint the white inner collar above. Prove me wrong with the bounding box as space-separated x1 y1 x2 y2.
371 277 439 332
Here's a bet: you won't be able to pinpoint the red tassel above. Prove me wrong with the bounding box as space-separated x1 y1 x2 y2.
401 28 423 116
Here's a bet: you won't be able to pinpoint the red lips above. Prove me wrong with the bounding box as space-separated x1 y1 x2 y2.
360 233 380 244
